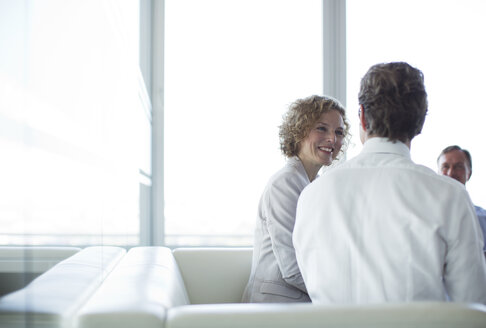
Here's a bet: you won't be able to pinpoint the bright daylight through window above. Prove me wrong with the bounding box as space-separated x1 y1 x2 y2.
164 0 323 246
0 0 149 246
346 0 486 205
2 0 485 247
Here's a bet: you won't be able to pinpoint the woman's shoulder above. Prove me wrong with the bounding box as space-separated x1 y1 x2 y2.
260 158 308 209
266 157 308 190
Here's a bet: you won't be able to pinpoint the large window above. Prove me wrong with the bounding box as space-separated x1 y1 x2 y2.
164 0 324 246
0 0 150 246
4 1 485 248
346 0 486 205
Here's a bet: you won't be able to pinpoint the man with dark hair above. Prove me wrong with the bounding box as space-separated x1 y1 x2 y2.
437 145 486 251
293 62 486 304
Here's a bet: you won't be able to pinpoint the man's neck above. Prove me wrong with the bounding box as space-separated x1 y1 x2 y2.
363 134 411 149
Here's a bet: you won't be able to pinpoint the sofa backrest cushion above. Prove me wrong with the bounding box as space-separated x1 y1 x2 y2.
77 246 189 328
166 302 486 328
172 248 252 304
0 246 125 328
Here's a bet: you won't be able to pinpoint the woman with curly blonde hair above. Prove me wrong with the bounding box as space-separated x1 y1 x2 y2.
242 95 350 303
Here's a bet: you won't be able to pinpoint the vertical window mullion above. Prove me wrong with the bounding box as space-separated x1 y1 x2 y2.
323 0 347 107
150 0 165 246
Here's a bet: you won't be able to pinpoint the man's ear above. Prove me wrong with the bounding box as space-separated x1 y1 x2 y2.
359 104 367 132
467 169 472 182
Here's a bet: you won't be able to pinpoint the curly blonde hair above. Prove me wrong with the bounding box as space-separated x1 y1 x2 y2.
279 95 350 158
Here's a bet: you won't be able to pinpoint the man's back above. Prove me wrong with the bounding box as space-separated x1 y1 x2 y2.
293 138 486 304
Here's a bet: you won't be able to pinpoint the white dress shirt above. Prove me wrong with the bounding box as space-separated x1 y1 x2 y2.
293 137 486 304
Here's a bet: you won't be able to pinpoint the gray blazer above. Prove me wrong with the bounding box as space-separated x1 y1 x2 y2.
242 157 311 303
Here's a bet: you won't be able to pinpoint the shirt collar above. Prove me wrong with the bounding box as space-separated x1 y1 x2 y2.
288 156 306 173
288 156 301 166
288 156 312 183
360 137 411 159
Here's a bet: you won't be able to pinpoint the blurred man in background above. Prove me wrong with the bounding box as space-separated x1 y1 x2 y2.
437 145 486 251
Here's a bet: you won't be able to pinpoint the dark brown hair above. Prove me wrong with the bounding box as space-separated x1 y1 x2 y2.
358 62 428 142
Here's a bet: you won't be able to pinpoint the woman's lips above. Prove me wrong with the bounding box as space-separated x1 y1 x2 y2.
318 146 334 153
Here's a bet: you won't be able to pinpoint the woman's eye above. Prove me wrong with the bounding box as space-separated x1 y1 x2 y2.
317 126 327 132
336 130 344 136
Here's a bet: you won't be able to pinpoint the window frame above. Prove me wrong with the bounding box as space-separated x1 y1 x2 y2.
146 0 347 247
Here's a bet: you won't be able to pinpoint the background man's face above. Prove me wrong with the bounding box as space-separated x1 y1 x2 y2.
438 149 471 185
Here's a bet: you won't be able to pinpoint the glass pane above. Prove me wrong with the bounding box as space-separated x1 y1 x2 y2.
0 0 149 246
165 0 323 246
346 0 486 204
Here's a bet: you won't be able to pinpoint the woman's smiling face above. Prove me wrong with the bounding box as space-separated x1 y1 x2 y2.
297 109 345 170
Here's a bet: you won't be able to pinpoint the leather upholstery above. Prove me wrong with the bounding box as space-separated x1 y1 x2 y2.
77 247 189 328
1 246 486 328
172 248 252 304
0 246 125 328
166 302 486 328
0 246 81 297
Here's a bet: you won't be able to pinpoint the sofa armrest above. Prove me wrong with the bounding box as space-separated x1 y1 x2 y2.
0 246 82 273
166 302 486 328
77 246 189 328
172 248 252 304
0 246 125 328
0 246 82 296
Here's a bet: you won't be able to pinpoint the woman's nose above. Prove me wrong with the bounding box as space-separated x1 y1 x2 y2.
327 132 336 143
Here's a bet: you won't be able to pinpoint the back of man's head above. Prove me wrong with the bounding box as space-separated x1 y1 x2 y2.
358 62 428 143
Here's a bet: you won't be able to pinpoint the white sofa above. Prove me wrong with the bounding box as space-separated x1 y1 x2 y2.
1 246 486 328
0 246 81 297
0 246 125 328
76 246 189 328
